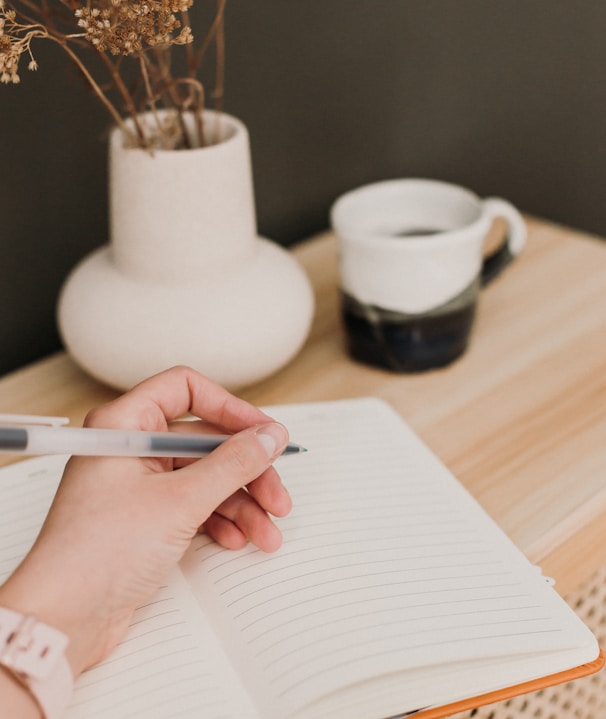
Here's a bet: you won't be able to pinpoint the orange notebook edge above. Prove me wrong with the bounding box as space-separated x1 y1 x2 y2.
412 648 605 719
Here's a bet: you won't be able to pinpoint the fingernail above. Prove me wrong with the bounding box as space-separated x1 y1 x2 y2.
255 422 288 459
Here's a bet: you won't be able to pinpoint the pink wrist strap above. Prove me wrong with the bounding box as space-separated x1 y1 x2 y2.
0 606 74 719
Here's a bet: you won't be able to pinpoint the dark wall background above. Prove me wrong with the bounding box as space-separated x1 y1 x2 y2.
1 1 605 376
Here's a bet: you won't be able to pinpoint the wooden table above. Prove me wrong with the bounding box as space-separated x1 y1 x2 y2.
1 216 605 598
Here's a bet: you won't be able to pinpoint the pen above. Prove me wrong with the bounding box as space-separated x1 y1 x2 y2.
0 419 306 458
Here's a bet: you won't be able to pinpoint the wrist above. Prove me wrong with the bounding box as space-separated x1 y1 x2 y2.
0 605 73 719
0 548 109 677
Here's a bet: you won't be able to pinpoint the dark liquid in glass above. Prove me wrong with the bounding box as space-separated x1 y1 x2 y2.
341 293 476 372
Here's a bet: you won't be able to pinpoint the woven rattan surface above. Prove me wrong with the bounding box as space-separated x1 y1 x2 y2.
446 566 606 719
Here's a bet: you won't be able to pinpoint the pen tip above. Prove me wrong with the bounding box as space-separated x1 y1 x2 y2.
282 443 307 456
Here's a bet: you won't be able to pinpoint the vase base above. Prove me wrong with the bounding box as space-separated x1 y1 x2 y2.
57 238 314 391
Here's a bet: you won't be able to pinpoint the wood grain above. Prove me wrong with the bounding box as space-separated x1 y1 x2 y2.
1 216 605 590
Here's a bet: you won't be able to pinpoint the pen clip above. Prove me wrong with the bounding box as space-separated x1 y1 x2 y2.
0 414 70 427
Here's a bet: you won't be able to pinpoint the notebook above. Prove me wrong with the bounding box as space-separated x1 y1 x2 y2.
0 397 601 719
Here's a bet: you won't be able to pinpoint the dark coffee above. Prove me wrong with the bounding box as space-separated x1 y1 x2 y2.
341 289 477 372
391 227 443 237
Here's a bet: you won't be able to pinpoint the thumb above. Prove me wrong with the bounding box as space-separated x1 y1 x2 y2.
175 422 289 515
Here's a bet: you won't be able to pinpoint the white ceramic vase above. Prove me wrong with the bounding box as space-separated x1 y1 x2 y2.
57 111 314 391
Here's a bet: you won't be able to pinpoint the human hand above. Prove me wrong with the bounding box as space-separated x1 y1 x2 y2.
0 366 292 679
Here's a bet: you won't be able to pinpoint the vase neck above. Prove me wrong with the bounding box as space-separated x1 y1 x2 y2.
109 112 257 282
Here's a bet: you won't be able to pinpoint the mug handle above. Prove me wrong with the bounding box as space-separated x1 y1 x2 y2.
480 198 527 285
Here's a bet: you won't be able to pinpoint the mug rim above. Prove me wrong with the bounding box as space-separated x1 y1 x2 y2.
330 178 487 246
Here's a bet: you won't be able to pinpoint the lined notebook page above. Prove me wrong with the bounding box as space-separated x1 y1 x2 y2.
65 570 255 719
0 455 69 585
0 455 256 719
181 398 596 719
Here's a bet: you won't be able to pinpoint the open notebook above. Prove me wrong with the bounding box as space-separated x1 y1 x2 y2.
0 397 601 719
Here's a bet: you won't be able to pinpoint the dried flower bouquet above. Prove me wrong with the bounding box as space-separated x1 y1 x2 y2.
0 0 226 149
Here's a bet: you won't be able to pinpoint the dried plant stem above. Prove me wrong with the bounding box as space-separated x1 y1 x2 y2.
138 54 168 149
173 78 205 148
97 52 147 147
48 34 137 145
185 0 226 146
193 85 205 146
139 50 192 148
193 0 226 72
179 8 202 145
180 9 196 79
2 0 229 150
213 1 224 112
211 1 224 143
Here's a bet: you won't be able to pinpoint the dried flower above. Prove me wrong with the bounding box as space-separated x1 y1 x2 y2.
73 0 193 55
0 0 226 149
0 7 46 85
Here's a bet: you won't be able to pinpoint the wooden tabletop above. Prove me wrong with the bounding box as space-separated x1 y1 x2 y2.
1 216 605 595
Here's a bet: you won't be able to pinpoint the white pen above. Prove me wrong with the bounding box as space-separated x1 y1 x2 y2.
0 415 306 458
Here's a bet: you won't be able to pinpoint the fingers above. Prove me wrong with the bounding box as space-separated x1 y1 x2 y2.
246 467 292 519
202 467 292 552
175 422 289 520
203 491 284 552
80 367 294 555
202 512 248 550
85 366 272 433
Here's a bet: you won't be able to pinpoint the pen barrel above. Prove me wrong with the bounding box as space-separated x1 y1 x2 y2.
8 427 304 457
25 427 147 456
23 427 233 457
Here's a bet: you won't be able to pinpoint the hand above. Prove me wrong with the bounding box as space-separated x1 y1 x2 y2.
0 366 292 680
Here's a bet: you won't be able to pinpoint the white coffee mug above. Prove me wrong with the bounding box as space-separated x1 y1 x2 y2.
330 178 526 371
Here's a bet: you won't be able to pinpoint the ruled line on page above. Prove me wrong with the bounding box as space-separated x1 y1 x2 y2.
0 455 258 719
185 398 579 714
65 582 251 719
